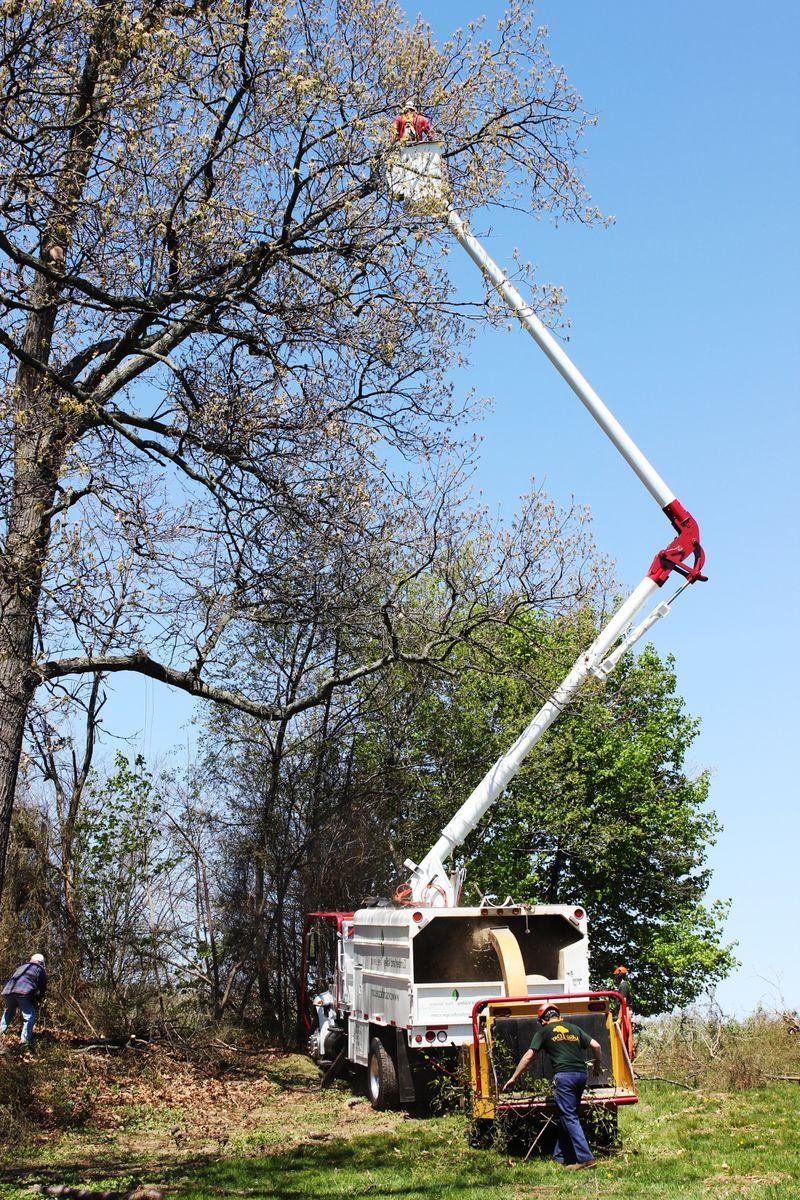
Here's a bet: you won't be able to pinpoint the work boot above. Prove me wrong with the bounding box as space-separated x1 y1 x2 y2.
566 1159 597 1170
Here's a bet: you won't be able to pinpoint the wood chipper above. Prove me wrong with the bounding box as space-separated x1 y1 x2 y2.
469 991 636 1147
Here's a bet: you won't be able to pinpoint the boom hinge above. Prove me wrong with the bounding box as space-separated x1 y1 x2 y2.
648 499 707 586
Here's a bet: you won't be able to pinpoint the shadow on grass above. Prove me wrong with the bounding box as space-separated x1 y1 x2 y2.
181 1131 516 1199
0 1130 515 1199
259 1061 322 1091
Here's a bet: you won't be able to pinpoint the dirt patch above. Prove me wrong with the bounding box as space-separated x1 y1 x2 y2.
4 1039 403 1173
702 1173 789 1197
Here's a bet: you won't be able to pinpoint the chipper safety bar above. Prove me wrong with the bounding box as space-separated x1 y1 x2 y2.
469 991 636 1122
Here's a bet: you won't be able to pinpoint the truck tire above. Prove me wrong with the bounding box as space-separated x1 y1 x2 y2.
367 1037 399 1110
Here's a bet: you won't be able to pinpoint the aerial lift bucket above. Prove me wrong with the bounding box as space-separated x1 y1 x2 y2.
385 142 450 214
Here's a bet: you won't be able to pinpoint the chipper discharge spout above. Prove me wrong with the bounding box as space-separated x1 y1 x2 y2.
487 927 528 997
386 139 708 908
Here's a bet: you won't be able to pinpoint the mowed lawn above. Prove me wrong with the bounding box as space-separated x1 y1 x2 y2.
1 1054 798 1200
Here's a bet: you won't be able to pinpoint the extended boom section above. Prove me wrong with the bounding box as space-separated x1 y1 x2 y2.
404 576 658 904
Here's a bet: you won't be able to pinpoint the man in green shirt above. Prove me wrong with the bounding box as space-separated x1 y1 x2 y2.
502 1003 602 1169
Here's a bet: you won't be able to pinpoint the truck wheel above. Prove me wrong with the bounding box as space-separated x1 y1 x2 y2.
367 1037 399 1110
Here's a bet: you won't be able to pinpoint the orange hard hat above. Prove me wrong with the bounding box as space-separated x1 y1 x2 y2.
537 1002 561 1020
613 965 628 976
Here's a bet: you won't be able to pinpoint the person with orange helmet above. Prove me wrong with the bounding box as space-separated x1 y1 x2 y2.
608 965 635 1058
613 964 631 998
608 965 632 1016
501 1003 602 1170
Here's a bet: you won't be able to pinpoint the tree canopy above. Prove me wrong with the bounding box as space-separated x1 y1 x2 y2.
0 0 604 893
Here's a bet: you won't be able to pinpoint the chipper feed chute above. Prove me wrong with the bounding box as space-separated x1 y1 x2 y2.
469 992 637 1124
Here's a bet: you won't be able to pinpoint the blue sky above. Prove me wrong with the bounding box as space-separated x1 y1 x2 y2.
104 1 799 1013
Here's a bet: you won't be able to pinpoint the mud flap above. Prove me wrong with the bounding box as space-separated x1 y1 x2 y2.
395 1028 417 1104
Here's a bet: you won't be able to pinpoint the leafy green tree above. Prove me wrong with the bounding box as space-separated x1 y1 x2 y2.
74 752 174 1001
355 612 737 1015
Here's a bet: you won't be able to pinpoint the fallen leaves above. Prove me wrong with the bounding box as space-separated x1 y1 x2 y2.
28 1188 164 1200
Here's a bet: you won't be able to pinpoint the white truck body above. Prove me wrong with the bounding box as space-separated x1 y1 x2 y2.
330 904 589 1066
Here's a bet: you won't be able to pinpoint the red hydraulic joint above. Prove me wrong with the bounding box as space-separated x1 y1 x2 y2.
649 499 707 586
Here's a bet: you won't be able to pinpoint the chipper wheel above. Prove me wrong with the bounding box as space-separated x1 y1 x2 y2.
367 1037 400 1110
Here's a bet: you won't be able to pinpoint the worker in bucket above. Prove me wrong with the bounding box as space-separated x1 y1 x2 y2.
390 100 434 144
0 953 47 1048
502 1002 602 1170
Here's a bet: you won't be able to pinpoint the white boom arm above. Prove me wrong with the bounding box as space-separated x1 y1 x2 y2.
386 142 707 906
445 209 674 507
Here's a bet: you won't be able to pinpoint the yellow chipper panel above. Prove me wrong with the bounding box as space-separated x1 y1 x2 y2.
468 992 637 1123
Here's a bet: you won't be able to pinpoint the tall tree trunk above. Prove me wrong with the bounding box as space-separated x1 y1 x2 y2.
254 719 289 1028
544 843 567 904
0 5 125 896
0 403 65 896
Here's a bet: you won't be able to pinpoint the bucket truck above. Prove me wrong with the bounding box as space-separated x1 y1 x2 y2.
300 140 706 1126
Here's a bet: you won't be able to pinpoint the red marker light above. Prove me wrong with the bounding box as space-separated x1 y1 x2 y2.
412 911 423 923
574 908 584 920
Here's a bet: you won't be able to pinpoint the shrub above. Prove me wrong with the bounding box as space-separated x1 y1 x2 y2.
635 1005 800 1090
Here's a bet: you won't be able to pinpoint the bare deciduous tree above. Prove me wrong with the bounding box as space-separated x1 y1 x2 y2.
0 0 602 893
192 486 603 1032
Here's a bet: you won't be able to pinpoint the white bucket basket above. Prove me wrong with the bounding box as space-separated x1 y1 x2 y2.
385 142 450 214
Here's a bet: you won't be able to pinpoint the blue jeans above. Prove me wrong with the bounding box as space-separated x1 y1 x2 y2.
0 994 37 1043
551 1070 593 1165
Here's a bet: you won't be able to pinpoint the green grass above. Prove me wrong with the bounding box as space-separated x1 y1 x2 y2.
1 1059 798 1200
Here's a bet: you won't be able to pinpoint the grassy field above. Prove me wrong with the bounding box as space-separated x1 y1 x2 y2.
1 1050 798 1200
